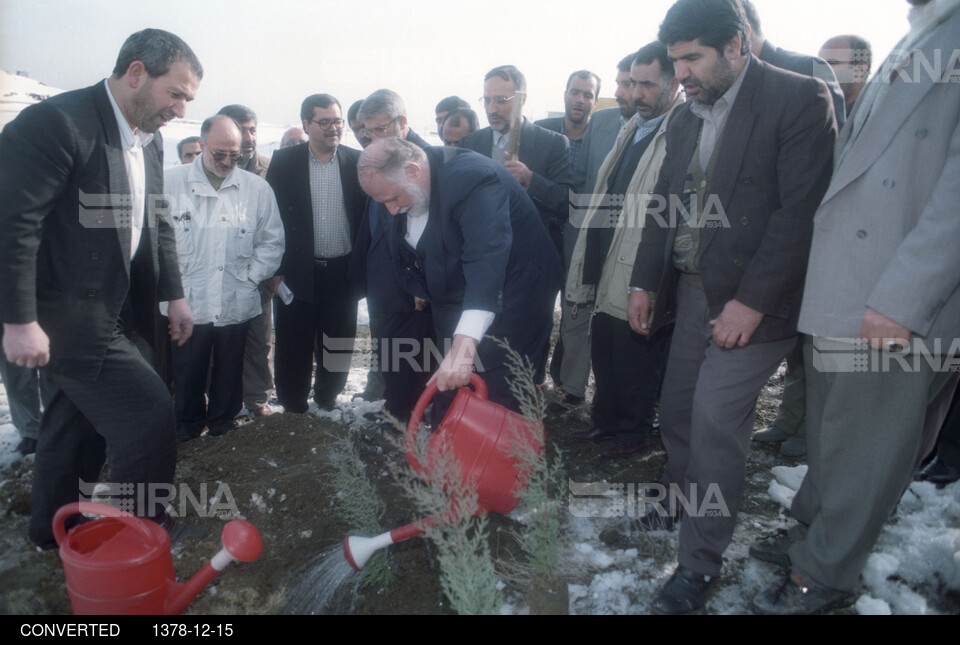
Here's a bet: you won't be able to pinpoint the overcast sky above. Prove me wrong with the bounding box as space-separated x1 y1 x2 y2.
1 0 910 137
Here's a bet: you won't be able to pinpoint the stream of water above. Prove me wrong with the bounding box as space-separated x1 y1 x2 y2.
284 543 359 614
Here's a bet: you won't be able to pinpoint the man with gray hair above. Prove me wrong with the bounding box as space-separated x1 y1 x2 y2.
357 137 560 414
163 115 283 439
358 89 431 148
354 89 433 421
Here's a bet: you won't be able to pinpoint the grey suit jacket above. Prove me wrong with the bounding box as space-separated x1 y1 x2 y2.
798 7 960 344
0 81 181 381
631 56 837 343
570 107 625 195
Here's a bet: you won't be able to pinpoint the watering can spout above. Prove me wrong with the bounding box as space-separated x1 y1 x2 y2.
343 520 432 571
167 520 263 614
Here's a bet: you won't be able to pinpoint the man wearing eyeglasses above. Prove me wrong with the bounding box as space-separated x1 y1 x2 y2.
353 89 433 422
460 65 574 268
265 94 366 414
163 115 284 440
460 65 574 385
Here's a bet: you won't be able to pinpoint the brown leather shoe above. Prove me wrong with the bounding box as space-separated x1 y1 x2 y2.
600 440 652 459
572 427 615 443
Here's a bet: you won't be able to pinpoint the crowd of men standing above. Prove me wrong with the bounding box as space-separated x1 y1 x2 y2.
1 0 958 615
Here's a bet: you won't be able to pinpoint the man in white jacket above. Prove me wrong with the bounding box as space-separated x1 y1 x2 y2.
163 115 284 440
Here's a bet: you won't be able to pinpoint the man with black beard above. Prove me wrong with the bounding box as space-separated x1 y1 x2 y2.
627 0 835 614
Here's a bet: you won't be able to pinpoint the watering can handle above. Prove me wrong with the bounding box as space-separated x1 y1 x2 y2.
405 373 488 475
52 501 156 546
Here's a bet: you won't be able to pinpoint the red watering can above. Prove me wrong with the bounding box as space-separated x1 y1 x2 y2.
343 374 543 570
54 502 263 615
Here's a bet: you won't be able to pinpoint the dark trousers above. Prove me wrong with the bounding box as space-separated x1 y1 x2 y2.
0 333 50 440
370 309 433 420
274 256 356 413
591 312 667 445
171 321 250 439
29 334 177 547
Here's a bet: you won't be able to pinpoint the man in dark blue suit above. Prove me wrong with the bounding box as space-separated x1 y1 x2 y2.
357 138 561 412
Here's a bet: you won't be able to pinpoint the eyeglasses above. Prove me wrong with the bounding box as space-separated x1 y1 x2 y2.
211 151 242 164
360 117 399 138
310 118 345 130
480 92 522 106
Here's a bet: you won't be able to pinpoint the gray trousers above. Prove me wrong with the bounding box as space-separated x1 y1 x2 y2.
661 281 795 576
789 338 958 591
241 286 275 409
770 336 806 436
556 300 592 398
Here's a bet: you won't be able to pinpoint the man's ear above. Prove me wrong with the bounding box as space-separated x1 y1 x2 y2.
404 162 422 182
125 60 147 89
725 34 744 60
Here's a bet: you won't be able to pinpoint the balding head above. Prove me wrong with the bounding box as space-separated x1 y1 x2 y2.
200 115 242 178
358 138 431 216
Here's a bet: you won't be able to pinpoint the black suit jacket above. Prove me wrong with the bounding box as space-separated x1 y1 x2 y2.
759 40 847 129
266 142 364 303
353 129 431 313
0 81 182 381
631 56 836 343
392 147 562 353
459 118 573 231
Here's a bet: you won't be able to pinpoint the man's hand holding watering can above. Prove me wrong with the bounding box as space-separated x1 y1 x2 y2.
431 334 478 391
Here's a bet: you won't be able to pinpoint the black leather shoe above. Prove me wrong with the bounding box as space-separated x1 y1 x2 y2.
571 427 615 443
753 568 854 615
917 458 960 485
16 437 37 456
600 440 652 459
749 529 792 567
652 566 716 615
545 393 585 416
634 505 682 532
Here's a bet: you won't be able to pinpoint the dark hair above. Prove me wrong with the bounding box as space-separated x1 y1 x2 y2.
435 95 469 115
176 135 200 158
217 104 257 125
617 53 636 73
442 108 480 134
566 70 602 97
484 65 527 94
112 28 203 80
300 94 342 122
740 0 762 37
347 99 364 123
633 41 675 79
200 114 240 142
658 0 750 56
